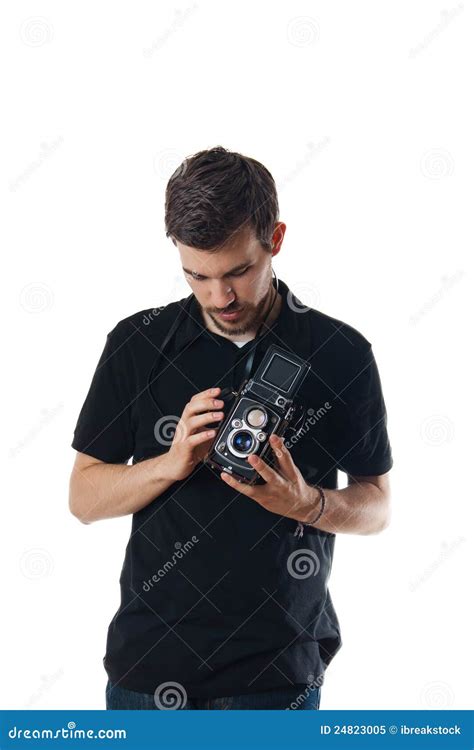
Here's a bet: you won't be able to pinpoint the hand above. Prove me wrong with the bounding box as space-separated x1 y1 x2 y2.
161 387 225 482
219 433 321 523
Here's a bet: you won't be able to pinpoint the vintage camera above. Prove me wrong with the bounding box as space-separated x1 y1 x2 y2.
205 344 310 484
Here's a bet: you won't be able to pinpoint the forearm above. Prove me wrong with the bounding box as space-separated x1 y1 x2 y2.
303 481 391 536
69 453 175 524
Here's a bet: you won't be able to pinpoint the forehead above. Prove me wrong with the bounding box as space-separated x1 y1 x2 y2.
177 226 262 276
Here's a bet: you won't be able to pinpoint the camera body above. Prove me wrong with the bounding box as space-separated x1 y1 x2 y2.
205 344 310 484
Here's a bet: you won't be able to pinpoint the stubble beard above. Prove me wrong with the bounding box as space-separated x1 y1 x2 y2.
204 283 275 337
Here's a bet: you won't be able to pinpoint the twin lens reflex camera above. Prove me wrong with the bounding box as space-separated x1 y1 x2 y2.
204 344 310 484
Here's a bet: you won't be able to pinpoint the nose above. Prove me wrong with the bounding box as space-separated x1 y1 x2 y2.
210 280 235 310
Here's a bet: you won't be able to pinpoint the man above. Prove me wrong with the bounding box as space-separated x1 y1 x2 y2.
69 146 393 711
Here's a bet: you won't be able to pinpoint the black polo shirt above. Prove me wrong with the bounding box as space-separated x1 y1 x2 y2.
71 277 393 699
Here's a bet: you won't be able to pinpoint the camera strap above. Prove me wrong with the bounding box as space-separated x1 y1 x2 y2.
225 275 281 396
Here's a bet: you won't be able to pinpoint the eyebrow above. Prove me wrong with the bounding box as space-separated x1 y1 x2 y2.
182 262 250 279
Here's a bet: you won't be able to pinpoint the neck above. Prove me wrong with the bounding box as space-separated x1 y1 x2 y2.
258 285 282 333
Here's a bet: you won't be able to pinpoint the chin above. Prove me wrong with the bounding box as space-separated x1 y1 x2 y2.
213 314 252 336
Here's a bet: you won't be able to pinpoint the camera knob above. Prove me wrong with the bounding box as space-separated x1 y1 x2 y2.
231 418 243 428
256 431 267 442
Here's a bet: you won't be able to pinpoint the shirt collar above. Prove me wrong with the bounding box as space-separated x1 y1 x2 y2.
171 276 314 363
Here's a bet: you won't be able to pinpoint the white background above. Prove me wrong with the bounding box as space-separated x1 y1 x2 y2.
1 0 472 710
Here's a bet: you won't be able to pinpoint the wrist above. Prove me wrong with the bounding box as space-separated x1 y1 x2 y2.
151 452 176 485
297 485 323 524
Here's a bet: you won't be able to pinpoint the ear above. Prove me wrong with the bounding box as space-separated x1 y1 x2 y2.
271 222 286 258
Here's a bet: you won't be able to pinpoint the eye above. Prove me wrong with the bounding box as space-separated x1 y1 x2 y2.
230 267 250 277
188 271 205 281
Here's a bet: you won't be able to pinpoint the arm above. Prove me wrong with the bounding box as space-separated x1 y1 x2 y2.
220 434 392 536
69 386 226 524
302 472 392 536
68 451 176 524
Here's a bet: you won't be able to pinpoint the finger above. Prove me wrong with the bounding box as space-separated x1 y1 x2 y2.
186 396 225 416
187 411 224 432
219 471 262 500
191 387 221 402
246 452 283 485
188 429 217 446
269 434 299 482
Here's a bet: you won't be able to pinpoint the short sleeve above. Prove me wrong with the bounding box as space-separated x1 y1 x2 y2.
331 345 393 476
71 324 135 463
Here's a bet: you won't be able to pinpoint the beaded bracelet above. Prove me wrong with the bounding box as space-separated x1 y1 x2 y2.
294 485 326 538
305 485 326 525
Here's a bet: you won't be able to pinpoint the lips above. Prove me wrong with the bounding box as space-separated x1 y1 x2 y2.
218 307 243 320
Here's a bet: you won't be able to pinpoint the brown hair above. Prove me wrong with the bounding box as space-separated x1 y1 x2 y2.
165 146 279 252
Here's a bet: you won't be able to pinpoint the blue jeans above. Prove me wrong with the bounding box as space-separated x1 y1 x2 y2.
105 679 321 710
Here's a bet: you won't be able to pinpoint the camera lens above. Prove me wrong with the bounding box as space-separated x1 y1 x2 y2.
246 407 267 428
231 430 254 453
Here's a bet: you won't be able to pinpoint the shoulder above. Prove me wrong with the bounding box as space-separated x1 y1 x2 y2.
305 307 374 377
307 307 371 351
107 297 189 343
94 298 190 364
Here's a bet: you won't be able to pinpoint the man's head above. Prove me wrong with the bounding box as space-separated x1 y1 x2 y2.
164 146 286 336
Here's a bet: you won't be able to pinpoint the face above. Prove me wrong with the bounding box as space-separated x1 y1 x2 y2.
176 223 285 337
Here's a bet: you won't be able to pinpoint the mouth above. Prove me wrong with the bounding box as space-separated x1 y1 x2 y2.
217 307 243 321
